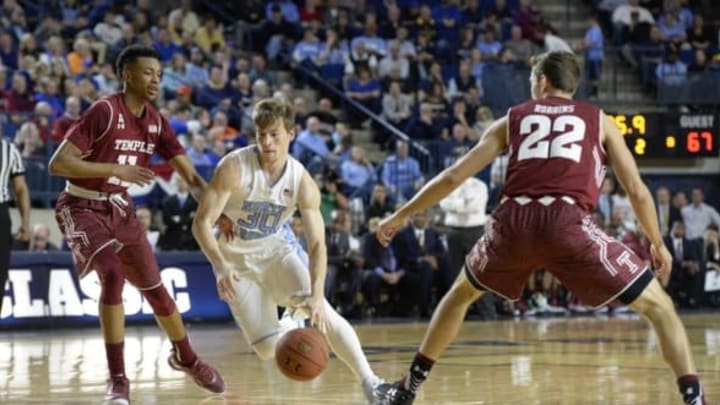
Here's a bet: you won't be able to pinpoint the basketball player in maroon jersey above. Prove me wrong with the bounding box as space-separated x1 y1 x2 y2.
49 45 225 404
375 52 708 405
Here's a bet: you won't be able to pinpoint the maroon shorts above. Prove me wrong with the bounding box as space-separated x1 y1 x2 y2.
464 197 653 307
55 192 161 289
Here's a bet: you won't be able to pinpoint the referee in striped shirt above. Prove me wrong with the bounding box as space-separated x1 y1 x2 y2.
1 138 30 314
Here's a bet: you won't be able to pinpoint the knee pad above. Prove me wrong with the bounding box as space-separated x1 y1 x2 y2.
141 285 176 316
93 248 125 306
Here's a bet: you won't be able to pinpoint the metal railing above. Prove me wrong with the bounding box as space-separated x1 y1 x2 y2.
291 62 435 170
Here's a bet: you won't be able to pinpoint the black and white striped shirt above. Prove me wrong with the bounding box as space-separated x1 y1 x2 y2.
0 139 25 203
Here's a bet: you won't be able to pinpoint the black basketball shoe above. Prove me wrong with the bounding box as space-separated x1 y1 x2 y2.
375 377 415 405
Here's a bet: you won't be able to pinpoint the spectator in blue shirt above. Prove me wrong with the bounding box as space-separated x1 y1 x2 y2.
345 66 382 128
153 28 182 63
195 65 233 110
0 31 18 71
340 146 376 200
476 29 503 61
656 50 688 86
350 22 388 59
432 0 462 60
657 13 687 46
35 77 64 118
579 15 604 96
265 0 300 24
186 133 215 170
292 116 338 173
317 28 350 67
162 52 193 97
292 29 324 66
186 47 210 88
439 123 474 169
381 140 425 202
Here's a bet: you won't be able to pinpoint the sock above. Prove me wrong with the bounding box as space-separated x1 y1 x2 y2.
678 374 705 405
405 352 435 393
321 300 375 382
105 342 125 377
172 335 198 367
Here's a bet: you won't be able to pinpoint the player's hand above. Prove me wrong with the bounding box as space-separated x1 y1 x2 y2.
215 265 240 301
302 294 327 334
215 214 235 241
16 224 30 242
650 243 672 286
112 165 155 186
376 213 408 246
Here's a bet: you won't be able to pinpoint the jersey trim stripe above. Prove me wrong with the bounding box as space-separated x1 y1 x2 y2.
93 99 115 144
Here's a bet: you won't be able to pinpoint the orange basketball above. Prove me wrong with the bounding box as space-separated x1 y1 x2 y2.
275 327 330 381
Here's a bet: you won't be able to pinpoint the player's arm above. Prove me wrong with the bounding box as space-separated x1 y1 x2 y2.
168 154 207 201
603 114 661 246
395 117 507 220
11 174 30 241
170 154 235 239
297 170 328 302
192 156 239 300
49 100 154 184
48 140 155 185
603 114 671 278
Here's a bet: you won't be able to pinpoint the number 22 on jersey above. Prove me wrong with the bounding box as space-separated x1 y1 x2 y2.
518 114 586 162
108 154 138 186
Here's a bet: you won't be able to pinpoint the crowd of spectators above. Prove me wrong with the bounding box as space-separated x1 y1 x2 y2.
591 0 720 100
1 0 719 319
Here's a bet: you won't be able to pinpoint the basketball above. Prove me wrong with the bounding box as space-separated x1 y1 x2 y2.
275 328 330 381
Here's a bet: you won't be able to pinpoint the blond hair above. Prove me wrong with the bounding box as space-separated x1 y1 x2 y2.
252 97 295 132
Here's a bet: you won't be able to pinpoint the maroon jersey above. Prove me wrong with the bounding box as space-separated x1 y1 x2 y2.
502 96 606 211
64 93 185 193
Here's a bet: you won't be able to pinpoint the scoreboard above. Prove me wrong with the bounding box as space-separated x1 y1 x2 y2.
607 113 718 158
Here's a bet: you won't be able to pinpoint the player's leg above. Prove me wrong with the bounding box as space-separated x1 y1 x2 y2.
549 214 707 405
55 202 131 404
0 203 10 315
628 278 707 405
378 206 534 404
92 245 131 404
376 269 483 405
119 238 225 393
225 274 291 360
263 250 382 398
416 269 483 364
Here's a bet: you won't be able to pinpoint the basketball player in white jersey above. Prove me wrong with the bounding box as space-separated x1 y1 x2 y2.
192 97 383 403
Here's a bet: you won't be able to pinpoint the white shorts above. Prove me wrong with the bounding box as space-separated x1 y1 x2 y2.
217 237 311 350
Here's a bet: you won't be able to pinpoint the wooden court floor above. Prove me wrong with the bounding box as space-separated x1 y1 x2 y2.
1 313 718 404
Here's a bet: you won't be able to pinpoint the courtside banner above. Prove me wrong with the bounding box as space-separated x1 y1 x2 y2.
1 252 231 327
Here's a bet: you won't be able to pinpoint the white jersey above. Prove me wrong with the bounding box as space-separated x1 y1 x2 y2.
218 146 305 257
